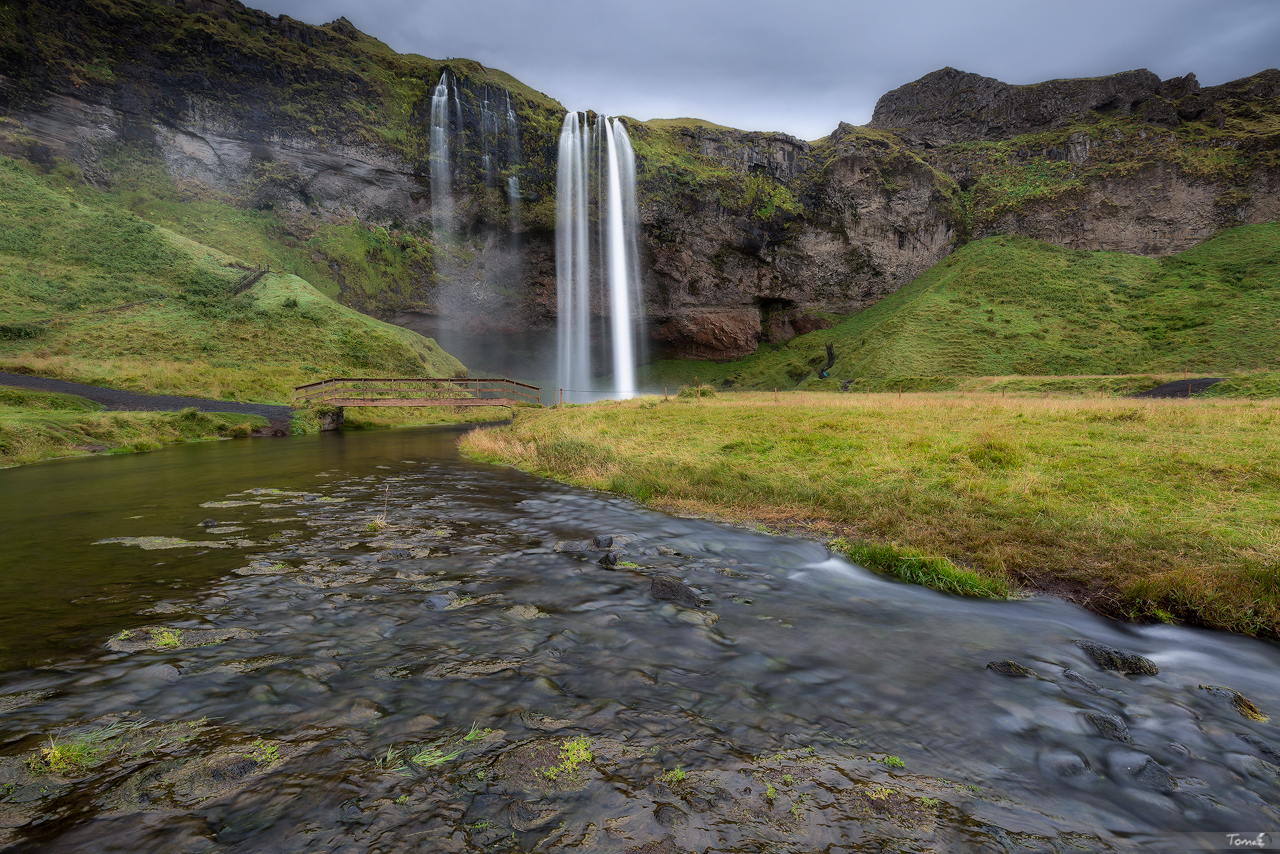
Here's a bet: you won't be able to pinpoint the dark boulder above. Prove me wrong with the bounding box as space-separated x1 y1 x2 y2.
598 552 618 568
1062 668 1103 692
593 534 614 549
650 575 699 608
986 660 1036 677
1086 713 1133 743
1075 640 1158 675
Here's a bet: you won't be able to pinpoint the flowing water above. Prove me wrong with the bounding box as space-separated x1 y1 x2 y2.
555 114 644 402
0 429 1277 852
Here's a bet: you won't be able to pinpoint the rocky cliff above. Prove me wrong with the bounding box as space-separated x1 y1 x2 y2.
2 0 1277 363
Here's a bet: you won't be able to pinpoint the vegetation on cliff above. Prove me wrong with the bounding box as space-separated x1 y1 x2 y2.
640 225 1280 390
0 154 464 402
462 393 1280 637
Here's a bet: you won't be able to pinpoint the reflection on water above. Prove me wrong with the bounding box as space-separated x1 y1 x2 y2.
0 428 1277 852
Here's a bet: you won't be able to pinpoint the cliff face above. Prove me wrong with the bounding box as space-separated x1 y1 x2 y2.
2 0 1277 363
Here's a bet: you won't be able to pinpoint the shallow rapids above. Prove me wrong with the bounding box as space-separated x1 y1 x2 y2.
0 427 1276 852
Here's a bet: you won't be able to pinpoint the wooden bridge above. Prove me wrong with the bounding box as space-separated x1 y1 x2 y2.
292 377 541 408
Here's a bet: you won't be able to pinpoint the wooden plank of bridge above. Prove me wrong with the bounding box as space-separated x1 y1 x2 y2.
292 377 540 408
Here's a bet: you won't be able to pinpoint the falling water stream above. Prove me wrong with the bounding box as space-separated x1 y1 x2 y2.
0 431 1277 852
556 114 644 401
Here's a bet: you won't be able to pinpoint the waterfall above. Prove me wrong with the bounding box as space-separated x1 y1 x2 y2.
555 113 643 401
429 72 452 237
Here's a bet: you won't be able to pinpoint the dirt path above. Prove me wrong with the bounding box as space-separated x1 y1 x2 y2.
0 371 293 427
1130 377 1224 398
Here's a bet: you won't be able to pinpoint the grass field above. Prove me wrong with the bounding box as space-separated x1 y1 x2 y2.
640 226 1280 393
0 386 268 467
0 154 465 403
462 392 1280 637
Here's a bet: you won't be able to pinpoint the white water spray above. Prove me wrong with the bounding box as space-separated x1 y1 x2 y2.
555 113 643 401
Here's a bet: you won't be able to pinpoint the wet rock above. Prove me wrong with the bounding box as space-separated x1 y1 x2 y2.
552 540 589 553
1224 752 1280 781
135 663 181 683
424 595 452 610
1038 750 1088 778
377 549 413 562
649 575 699 608
1107 749 1177 792
657 546 681 556
338 797 367 824
593 535 614 549
1075 640 1158 675
1085 713 1133 743
1236 733 1279 765
1199 685 1269 722
653 803 688 827
508 799 560 831
986 660 1035 677
199 518 217 527
209 757 257 782
1062 668 1103 692
598 552 618 568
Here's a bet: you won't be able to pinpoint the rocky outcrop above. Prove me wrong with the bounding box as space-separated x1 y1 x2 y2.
869 68 1166 145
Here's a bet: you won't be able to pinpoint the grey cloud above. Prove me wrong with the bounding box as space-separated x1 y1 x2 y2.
258 0 1280 139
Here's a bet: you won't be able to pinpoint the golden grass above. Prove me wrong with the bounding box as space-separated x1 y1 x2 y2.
461 391 1280 636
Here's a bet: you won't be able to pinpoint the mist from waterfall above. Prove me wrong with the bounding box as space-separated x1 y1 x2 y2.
556 113 643 402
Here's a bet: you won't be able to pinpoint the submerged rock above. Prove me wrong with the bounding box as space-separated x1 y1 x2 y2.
376 549 413 562
986 660 1036 677
1074 640 1158 675
424 595 452 610
1085 713 1133 743
1062 668 1103 692
649 576 699 608
1236 733 1280 765
1107 748 1177 792
598 552 619 568
1200 685 1270 722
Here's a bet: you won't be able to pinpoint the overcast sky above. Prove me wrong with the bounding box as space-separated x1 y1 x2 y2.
258 0 1279 140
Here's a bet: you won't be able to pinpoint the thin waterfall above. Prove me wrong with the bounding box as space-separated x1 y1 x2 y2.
602 122 635 396
555 112 643 401
556 113 591 402
429 72 452 237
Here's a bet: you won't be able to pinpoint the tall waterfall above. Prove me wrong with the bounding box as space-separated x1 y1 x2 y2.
428 72 452 236
555 113 643 401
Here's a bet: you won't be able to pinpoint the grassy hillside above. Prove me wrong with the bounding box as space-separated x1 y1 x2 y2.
640 226 1280 391
0 155 464 403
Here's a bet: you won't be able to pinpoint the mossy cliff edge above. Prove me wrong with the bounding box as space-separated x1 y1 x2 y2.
2 0 1276 360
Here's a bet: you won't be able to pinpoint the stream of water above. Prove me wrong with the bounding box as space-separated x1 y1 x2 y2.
0 428 1277 852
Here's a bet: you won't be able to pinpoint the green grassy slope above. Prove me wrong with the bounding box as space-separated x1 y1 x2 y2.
640 225 1280 391
0 156 464 403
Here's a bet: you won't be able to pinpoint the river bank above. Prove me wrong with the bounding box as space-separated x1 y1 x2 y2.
0 374 512 467
460 391 1280 637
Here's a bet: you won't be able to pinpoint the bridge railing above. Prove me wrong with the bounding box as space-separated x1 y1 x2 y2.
292 377 541 408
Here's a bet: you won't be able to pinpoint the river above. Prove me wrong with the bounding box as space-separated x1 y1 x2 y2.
0 427 1276 852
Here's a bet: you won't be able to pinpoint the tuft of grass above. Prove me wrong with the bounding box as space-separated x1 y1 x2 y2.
30 720 149 776
542 736 592 780
461 392 1280 637
832 539 1009 598
881 755 906 768
463 723 493 742
150 628 183 650
410 746 464 768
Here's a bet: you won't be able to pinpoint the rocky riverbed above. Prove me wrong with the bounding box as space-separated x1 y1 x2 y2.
0 427 1276 852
